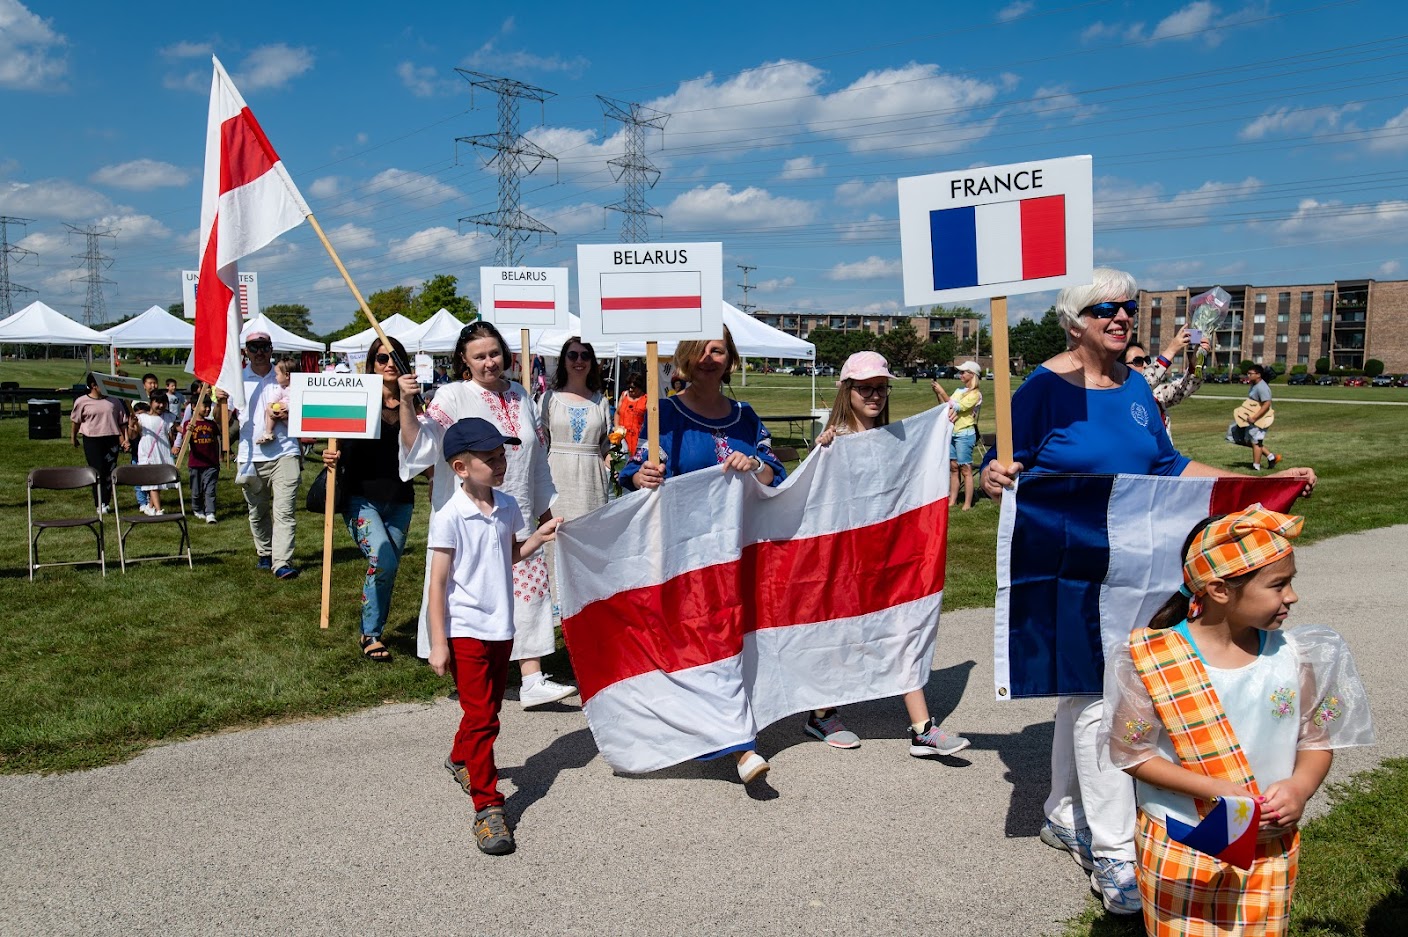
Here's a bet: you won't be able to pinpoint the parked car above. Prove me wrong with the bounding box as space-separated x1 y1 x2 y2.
1315 375 1339 386
1371 374 1396 387
1208 373 1231 384
1396 374 1408 388
1287 373 1313 386
1343 375 1367 387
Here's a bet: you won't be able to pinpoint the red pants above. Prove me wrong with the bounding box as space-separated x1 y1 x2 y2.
448 636 513 811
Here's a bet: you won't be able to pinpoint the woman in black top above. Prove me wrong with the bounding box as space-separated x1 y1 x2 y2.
323 335 421 661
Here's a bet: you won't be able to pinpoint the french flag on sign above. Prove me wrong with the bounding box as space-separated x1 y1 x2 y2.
930 195 1066 291
994 473 1304 700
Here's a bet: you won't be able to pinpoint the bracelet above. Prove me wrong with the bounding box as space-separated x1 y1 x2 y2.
750 457 767 476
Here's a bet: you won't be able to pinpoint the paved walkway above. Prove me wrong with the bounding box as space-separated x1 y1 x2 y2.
3 526 1403 937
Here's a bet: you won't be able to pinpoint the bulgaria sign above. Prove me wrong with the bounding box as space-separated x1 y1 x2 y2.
286 373 381 439
478 267 571 331
898 156 1093 305
576 242 723 344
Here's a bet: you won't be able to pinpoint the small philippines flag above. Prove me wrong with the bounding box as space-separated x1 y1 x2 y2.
1166 795 1262 870
929 194 1066 291
299 391 369 435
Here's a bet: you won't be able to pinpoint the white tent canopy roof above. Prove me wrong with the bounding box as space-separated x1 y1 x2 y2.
530 303 814 360
0 300 111 345
400 308 468 353
328 313 422 353
241 313 325 352
101 305 195 349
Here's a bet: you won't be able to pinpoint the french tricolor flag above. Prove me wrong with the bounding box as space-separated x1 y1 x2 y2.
1167 795 1262 870
994 474 1303 700
557 409 953 774
930 195 1066 292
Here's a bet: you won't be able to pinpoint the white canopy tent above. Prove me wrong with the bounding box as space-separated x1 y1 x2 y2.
400 308 468 353
240 313 325 353
328 313 421 353
102 305 195 348
0 300 111 346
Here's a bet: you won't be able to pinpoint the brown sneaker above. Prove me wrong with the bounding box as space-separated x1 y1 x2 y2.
473 806 515 855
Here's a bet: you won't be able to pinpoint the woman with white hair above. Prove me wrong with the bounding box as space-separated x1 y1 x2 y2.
980 268 1316 916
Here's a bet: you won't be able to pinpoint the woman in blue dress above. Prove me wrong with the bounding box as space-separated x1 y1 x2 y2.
620 328 786 786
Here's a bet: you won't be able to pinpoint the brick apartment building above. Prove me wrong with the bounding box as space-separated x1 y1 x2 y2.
1137 279 1408 372
752 309 984 353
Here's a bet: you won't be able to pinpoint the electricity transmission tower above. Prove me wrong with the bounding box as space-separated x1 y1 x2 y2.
455 70 558 267
737 264 757 316
66 223 117 327
597 96 669 244
0 215 37 317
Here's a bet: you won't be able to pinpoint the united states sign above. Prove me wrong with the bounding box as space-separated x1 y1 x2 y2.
899 155 1093 306
576 242 723 344
478 267 570 331
286 373 382 440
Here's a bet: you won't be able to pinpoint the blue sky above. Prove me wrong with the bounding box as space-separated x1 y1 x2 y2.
1 0 1405 333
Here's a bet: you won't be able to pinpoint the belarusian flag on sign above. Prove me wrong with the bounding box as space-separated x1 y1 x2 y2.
194 56 310 411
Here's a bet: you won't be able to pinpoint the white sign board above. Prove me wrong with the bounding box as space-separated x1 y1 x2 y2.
92 373 147 402
576 243 723 344
286 373 382 439
898 156 1092 306
182 270 260 320
414 352 434 385
478 267 571 331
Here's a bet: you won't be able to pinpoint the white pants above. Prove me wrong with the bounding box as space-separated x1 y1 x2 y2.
1044 695 1136 861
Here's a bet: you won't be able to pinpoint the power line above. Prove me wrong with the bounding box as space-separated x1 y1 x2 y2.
454 70 559 266
597 96 670 244
0 216 37 317
66 223 117 327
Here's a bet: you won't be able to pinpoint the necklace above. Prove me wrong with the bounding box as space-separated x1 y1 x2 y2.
1067 350 1117 389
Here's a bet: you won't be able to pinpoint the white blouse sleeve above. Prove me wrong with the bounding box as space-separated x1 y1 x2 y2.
1285 625 1376 751
1099 642 1166 771
400 401 450 482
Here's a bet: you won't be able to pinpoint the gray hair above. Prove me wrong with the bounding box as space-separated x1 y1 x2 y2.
1056 267 1139 338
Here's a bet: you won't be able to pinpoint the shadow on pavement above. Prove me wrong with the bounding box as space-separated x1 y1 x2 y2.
501 726 597 823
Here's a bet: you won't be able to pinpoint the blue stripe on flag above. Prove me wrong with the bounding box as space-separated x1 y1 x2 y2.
929 206 978 291
1007 475 1114 698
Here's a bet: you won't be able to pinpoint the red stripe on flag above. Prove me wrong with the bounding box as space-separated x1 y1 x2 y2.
301 417 367 434
563 498 948 703
496 300 556 310
192 221 234 390
1209 476 1304 516
601 295 702 311
1020 195 1066 280
219 107 282 196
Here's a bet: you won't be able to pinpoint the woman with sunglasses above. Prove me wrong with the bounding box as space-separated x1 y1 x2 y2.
1122 328 1209 438
401 321 573 709
979 269 1316 917
321 335 422 662
541 338 613 521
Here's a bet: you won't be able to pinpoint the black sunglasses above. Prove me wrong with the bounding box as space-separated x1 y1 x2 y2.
1082 300 1139 318
374 353 397 366
565 350 594 362
1126 355 1150 367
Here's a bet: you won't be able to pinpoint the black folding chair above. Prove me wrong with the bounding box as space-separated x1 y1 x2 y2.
27 466 106 579
111 464 193 572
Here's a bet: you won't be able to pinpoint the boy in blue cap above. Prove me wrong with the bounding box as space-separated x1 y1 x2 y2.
428 417 562 856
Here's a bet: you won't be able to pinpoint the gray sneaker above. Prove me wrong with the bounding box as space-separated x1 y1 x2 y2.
908 719 970 757
473 806 515 856
804 709 861 749
1090 857 1141 915
1039 820 1095 872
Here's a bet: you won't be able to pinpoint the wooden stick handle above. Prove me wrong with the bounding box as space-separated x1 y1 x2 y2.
319 438 339 630
646 342 661 467
174 382 210 470
217 397 231 464
990 296 1014 465
521 328 531 386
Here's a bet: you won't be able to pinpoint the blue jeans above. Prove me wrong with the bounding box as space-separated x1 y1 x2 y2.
343 497 413 639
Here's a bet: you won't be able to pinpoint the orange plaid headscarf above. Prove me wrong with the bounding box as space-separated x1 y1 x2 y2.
1182 505 1303 618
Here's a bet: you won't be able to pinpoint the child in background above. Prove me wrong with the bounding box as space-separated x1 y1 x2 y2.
255 359 294 445
183 396 220 523
1101 507 1373 935
131 392 178 515
130 401 151 512
427 417 563 857
165 378 186 416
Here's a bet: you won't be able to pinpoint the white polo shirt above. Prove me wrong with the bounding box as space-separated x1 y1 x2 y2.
427 483 525 642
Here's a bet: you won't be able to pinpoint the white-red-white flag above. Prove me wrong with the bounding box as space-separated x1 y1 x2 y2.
557 408 953 774
195 56 310 410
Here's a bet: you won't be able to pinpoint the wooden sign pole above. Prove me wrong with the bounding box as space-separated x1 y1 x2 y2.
990 295 1014 465
174 382 211 470
217 397 231 464
521 328 531 387
319 438 340 630
645 341 661 468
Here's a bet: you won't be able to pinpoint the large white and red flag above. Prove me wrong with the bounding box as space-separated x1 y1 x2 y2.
557 408 953 774
195 56 310 409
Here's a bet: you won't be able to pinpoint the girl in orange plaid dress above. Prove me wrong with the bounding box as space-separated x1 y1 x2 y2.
1101 507 1373 936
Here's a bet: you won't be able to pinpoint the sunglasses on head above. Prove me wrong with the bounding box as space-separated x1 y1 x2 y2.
1082 300 1139 318
565 350 593 362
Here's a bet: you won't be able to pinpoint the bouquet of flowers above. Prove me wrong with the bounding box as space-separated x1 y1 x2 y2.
607 427 629 499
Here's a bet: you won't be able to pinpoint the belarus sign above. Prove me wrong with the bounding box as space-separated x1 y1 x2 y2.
287 373 382 439
182 270 260 320
577 242 723 344
92 373 148 401
478 267 571 331
898 156 1092 305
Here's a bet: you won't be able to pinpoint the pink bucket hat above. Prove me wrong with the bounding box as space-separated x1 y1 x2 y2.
838 350 895 384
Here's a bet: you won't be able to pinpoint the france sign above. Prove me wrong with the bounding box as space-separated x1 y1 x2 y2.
478 267 571 331
898 155 1092 306
576 242 723 344
287 373 382 440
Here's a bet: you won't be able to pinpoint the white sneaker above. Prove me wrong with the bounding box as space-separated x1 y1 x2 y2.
139 504 156 516
204 514 217 524
736 751 769 783
519 675 577 709
98 503 111 515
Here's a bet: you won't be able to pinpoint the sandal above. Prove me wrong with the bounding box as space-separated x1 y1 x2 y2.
359 636 392 662
444 756 472 795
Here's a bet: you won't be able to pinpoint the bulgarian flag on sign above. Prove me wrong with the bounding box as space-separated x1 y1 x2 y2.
300 391 370 435
194 56 310 411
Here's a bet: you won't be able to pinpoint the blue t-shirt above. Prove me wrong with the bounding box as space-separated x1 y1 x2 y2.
619 396 786 490
989 366 1190 477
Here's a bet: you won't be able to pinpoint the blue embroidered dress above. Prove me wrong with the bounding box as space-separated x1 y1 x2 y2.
619 396 786 490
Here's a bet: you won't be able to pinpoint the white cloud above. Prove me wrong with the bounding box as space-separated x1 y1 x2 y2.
665 183 816 228
162 70 206 93
1379 260 1401 276
647 61 827 148
388 226 490 264
779 156 824 181
839 214 889 241
363 168 462 209
1025 84 1102 121
834 178 895 207
0 177 113 217
463 17 589 77
524 202 609 237
997 1 1034 22
160 40 211 59
524 125 625 166
309 176 342 199
1095 176 1261 227
1363 106 1408 154
397 61 447 98
1082 2 1261 47
826 256 902 281
0 0 67 90
811 63 1001 155
755 276 795 293
325 223 377 251
233 43 314 91
90 159 191 191
1274 198 1408 243
1239 104 1362 141
1150 1 1219 40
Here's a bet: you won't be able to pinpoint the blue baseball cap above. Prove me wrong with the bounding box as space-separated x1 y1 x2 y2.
442 417 519 461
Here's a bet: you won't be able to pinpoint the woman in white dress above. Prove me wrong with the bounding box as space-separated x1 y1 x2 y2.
401 321 575 709
540 337 612 521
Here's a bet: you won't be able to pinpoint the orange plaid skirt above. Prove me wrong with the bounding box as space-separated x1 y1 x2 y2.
1137 811 1299 936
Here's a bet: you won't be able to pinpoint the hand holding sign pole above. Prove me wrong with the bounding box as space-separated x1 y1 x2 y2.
899 156 1093 465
